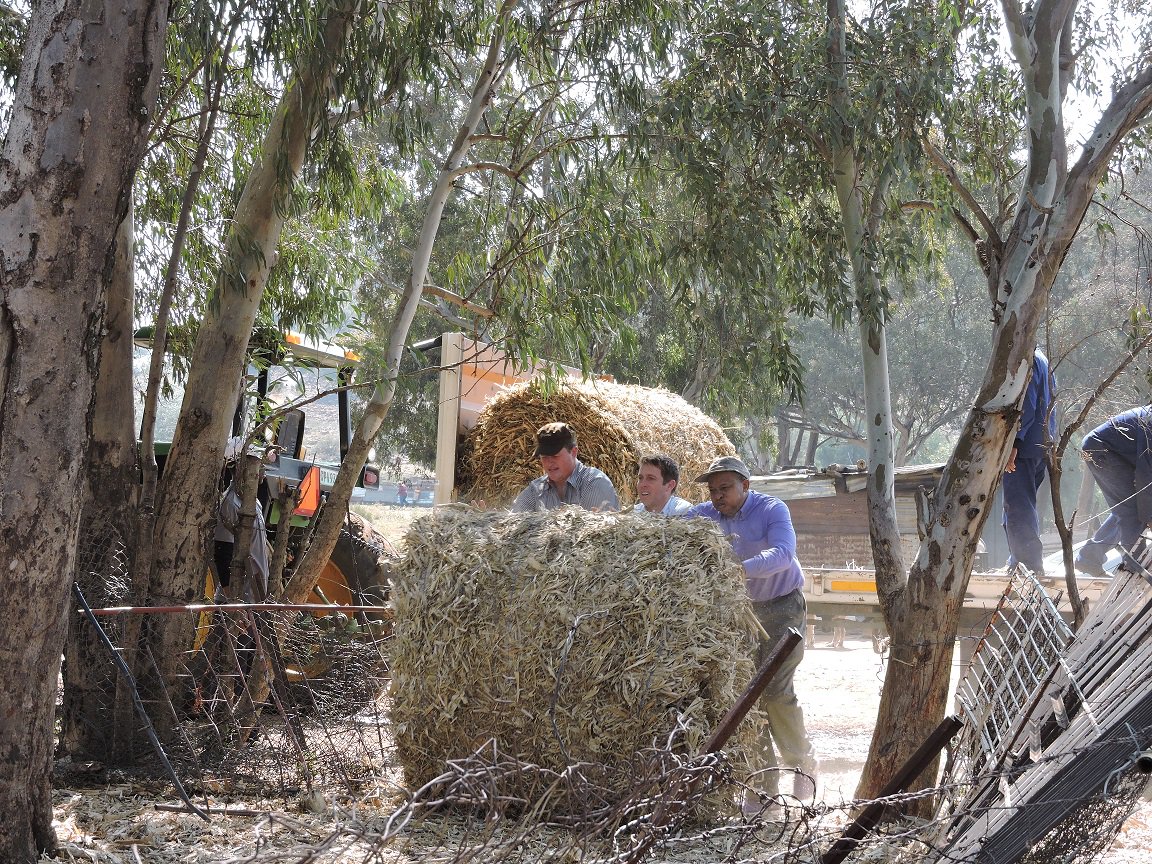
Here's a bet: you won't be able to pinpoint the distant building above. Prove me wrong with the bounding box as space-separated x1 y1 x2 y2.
750 463 1000 570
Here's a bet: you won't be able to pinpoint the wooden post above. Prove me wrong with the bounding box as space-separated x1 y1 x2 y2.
434 332 464 504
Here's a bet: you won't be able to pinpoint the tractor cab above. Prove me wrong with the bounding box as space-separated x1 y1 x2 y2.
134 327 392 615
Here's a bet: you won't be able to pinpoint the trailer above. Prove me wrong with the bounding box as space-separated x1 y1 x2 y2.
430 332 588 504
752 464 1115 633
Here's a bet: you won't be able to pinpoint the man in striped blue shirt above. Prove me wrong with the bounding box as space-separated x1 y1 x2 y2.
510 422 619 512
689 455 817 818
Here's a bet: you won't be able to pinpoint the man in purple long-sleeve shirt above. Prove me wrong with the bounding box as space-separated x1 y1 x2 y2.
689 456 817 819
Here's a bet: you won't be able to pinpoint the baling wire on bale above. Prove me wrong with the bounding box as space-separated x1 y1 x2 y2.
389 505 763 821
458 380 736 508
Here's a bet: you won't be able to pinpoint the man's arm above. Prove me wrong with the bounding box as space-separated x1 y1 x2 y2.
743 498 799 597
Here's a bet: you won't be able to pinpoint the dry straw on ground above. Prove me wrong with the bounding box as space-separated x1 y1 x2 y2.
389 506 760 819
459 380 736 507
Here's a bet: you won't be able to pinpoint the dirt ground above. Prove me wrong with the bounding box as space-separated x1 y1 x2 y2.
48 507 1152 862
794 632 883 803
49 629 1151 862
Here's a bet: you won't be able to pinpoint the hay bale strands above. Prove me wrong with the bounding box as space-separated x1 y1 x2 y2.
460 380 736 508
390 506 761 817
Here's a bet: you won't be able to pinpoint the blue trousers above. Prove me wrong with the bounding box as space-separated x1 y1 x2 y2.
1081 432 1147 553
1076 512 1121 569
1002 456 1047 575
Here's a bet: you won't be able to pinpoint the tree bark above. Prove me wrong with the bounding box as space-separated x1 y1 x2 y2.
62 208 142 761
0 2 167 859
804 428 819 465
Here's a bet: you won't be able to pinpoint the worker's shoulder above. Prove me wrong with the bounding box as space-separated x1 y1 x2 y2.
746 488 786 507
573 460 613 484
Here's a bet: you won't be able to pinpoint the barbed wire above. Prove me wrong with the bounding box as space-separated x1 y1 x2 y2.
61 523 1151 864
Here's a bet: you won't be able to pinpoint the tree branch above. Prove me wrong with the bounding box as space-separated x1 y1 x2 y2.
1061 64 1152 233
446 160 523 182
924 138 1002 247
422 282 495 318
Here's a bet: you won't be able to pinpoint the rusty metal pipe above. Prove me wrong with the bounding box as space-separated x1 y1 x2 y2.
86 602 387 615
820 714 963 864
704 628 804 753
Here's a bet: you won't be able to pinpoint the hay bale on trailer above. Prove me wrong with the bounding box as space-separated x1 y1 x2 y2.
458 380 735 508
390 506 760 818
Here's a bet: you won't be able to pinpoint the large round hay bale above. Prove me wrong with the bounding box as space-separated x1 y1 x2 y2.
390 506 760 818
459 380 736 508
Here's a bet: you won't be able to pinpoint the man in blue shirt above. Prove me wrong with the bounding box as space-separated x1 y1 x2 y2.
688 456 816 817
1002 347 1056 576
510 422 619 512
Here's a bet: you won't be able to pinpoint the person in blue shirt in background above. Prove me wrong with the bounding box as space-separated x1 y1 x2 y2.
1002 347 1057 576
1076 405 1152 574
688 456 817 818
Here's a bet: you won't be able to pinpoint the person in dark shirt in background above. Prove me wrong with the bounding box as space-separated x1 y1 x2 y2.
1002 347 1056 576
1076 405 1152 574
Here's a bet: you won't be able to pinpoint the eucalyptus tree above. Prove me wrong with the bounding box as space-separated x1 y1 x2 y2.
652 0 959 794
643 0 1152 807
0 2 169 858
856 0 1152 801
57 0 396 755
650 0 959 534
65 0 252 761
287 0 694 596
140 0 451 711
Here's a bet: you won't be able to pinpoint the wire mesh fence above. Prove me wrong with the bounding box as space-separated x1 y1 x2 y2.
933 558 1152 863
58 526 1152 864
66 509 399 805
940 569 1076 820
76 602 395 799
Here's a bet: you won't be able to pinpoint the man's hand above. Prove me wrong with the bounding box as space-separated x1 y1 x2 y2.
1004 447 1018 473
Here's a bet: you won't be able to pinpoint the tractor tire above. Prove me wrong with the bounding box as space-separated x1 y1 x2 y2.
287 513 396 697
315 512 396 614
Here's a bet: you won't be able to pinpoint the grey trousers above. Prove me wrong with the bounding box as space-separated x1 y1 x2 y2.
750 588 817 795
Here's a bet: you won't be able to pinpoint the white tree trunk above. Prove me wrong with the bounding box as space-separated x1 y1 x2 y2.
285 3 517 601
827 0 905 600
